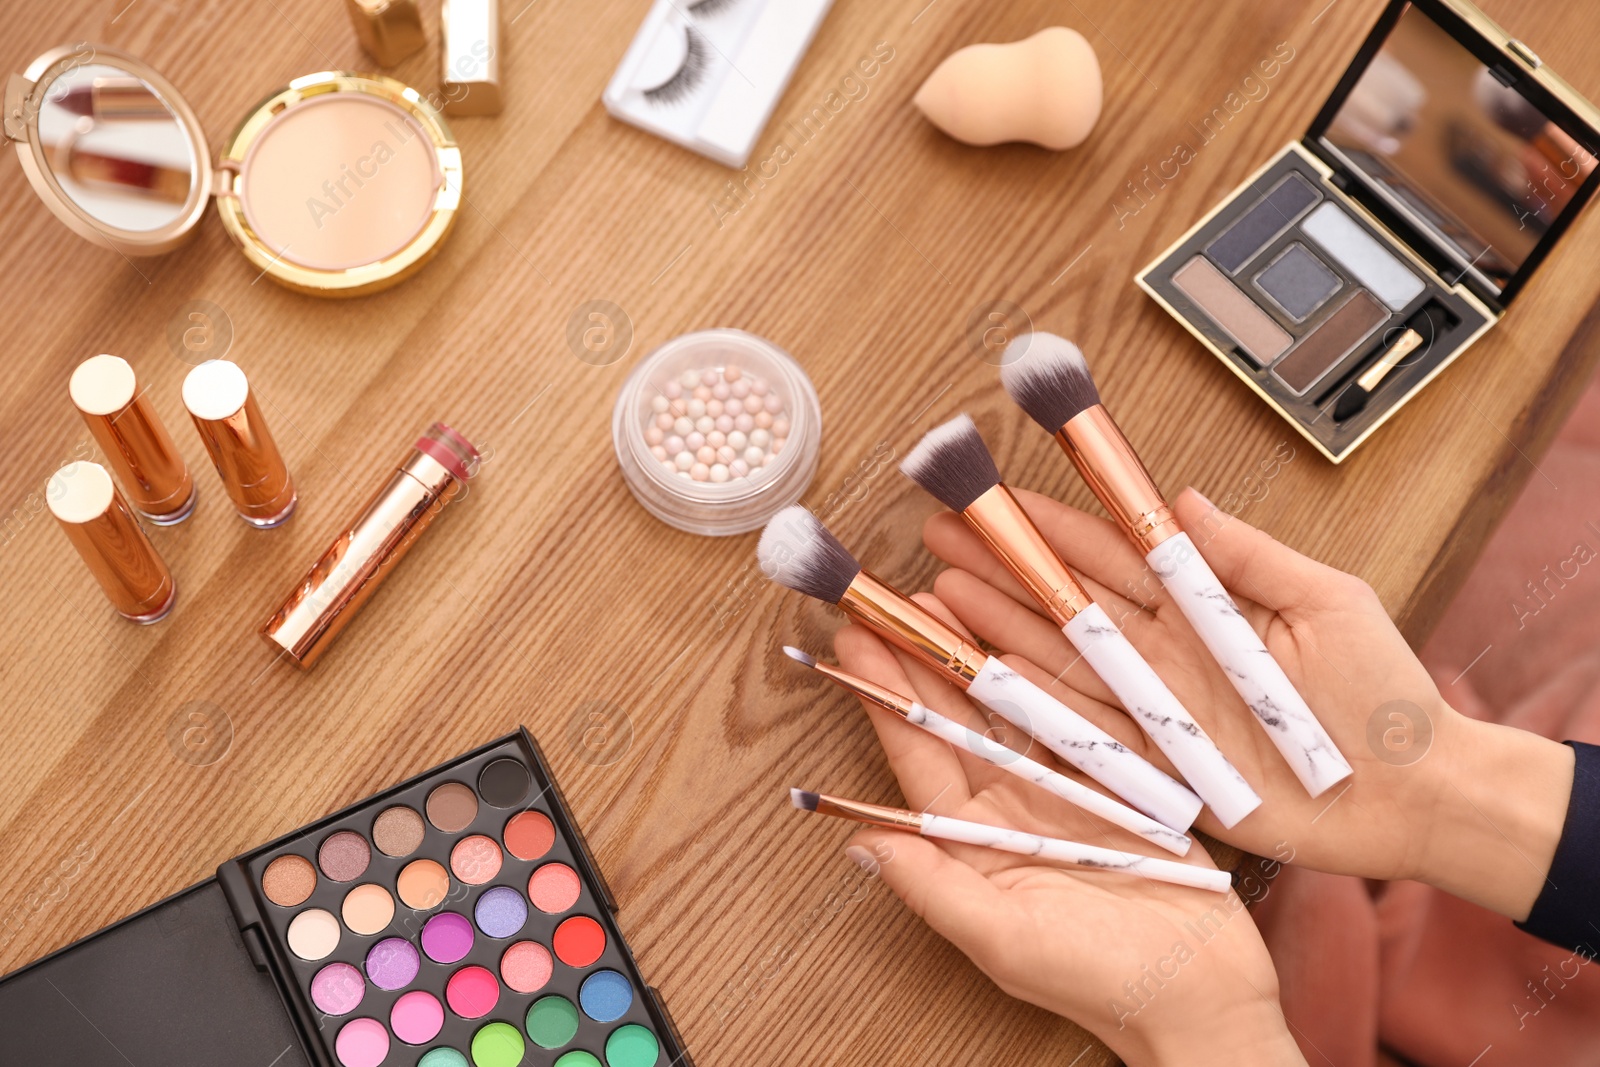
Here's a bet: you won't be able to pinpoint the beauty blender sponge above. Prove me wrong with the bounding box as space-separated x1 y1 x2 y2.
913 27 1103 150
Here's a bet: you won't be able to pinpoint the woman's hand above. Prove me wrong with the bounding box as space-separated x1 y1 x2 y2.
834 607 1305 1067
919 486 1573 920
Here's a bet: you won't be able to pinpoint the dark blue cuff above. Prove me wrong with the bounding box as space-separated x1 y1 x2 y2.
1516 741 1600 957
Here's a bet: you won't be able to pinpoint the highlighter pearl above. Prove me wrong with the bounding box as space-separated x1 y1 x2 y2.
646 363 793 482
913 27 1102 150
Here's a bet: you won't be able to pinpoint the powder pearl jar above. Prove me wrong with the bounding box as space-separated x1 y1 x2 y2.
613 329 821 536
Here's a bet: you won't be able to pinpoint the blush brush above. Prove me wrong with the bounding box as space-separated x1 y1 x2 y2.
783 646 1191 854
1000 332 1353 797
758 505 1203 830
901 414 1262 827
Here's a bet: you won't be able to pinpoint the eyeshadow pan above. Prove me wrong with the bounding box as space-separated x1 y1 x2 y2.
1300 201 1425 311
475 886 528 939
1271 290 1389 394
500 941 553 994
391 990 445 1045
419 1050 470 1067
288 908 341 961
398 858 451 911
336 1017 390 1067
478 758 531 807
366 936 421 990
373 805 425 857
607 1024 661 1067
1255 243 1340 321
553 915 606 968
1207 172 1320 273
451 834 503 885
526 996 581 1049
319 831 371 882
427 782 479 832
1172 256 1292 365
311 961 366 1016
447 964 500 1018
262 854 316 907
504 811 555 861
529 862 582 913
471 1022 525 1067
555 1053 602 1067
422 911 475 964
341 884 395 936
579 969 633 1023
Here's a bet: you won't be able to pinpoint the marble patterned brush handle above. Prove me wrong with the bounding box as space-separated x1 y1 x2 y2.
921 813 1231 893
967 658 1204 831
1064 604 1262 828
906 701 1192 855
1146 533 1353 796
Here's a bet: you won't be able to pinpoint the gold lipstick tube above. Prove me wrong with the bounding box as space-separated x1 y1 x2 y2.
59 78 172 121
344 0 427 67
962 484 1093 623
183 360 296 528
69 354 195 525
837 570 986 684
809 793 926 831
261 424 480 669
47 461 176 623
1056 405 1180 554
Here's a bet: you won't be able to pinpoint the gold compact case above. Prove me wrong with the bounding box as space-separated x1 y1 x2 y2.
1137 0 1600 462
3 44 462 297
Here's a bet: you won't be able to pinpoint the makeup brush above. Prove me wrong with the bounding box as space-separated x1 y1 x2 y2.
789 789 1229 893
1332 303 1453 420
783 647 1192 855
901 415 1262 827
1000 334 1353 797
758 506 1203 830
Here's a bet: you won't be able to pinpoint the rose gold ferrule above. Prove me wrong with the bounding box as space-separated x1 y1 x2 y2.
838 570 987 685
807 659 918 719
261 424 479 669
76 400 195 527
49 465 175 623
1056 405 1182 554
962 484 1093 624
189 388 296 528
810 793 926 832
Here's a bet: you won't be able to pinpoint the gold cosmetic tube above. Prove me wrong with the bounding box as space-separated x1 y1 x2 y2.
442 0 502 115
47 461 176 623
69 354 196 524
183 360 296 528
345 0 427 67
261 423 479 668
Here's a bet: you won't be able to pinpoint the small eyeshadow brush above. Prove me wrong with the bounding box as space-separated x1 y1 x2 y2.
789 789 1230 893
1001 333 1353 796
1330 303 1453 420
901 414 1262 827
758 506 1203 830
783 646 1192 855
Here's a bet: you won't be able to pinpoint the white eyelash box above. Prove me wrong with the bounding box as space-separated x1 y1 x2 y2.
602 0 835 168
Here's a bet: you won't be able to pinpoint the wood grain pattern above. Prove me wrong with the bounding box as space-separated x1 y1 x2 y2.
3 1 1598 1063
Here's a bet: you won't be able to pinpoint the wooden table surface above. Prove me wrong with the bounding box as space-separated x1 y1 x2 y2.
5 0 1600 1063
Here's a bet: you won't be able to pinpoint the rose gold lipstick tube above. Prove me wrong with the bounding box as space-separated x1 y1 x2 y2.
261 424 480 669
69 354 196 525
1056 406 1180 554
962 484 1093 624
183 360 296 528
47 461 176 623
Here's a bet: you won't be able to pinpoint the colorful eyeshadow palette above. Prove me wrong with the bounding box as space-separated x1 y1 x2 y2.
0 730 691 1067
1138 0 1600 462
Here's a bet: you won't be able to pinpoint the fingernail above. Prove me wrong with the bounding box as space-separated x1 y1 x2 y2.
845 845 880 875
1189 487 1217 511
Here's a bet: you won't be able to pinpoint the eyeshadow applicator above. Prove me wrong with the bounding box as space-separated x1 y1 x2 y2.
783 647 1191 855
1000 333 1352 796
758 506 1203 831
901 415 1262 827
789 789 1229 893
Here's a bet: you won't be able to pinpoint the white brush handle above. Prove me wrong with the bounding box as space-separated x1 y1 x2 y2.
907 702 1191 855
967 658 1203 831
1147 533 1353 796
1064 604 1262 828
922 812 1230 893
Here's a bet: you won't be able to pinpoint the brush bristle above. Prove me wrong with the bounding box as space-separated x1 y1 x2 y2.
790 788 820 811
782 645 817 667
900 414 1003 512
999 332 1101 431
757 506 861 604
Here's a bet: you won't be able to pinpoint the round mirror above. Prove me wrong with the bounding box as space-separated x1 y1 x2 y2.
33 63 196 232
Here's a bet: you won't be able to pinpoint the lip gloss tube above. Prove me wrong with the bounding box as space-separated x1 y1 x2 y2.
261 424 480 669
47 461 176 623
69 354 196 525
183 360 297 528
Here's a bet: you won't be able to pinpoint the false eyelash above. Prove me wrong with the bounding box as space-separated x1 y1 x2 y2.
644 26 710 107
687 0 740 16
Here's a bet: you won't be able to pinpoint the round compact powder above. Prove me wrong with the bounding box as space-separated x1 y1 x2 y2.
341 884 395 936
499 941 552 995
366 936 421 991
319 831 372 882
552 915 606 968
287 908 341 961
373 805 425 857
262 854 317 907
450 835 502 885
606 1024 661 1067
311 962 365 1016
239 93 440 273
335 1017 390 1067
525 996 579 1049
398 858 450 911
503 811 554 861
391 990 445 1045
477 758 530 807
528 862 581 914
470 1022 524 1067
421 912 475 964
445 965 499 1019
427 782 479 832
